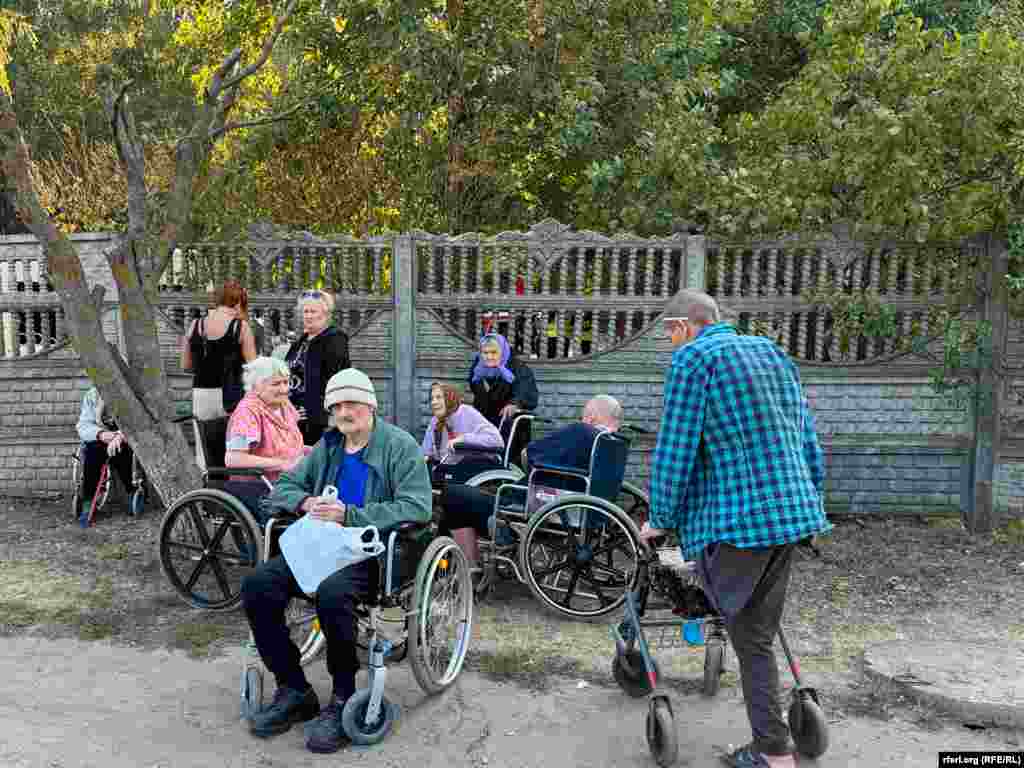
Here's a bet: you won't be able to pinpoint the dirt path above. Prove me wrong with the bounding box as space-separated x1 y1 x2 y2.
1 636 1020 768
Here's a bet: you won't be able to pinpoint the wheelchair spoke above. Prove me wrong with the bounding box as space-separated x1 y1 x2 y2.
578 567 612 607
559 566 584 608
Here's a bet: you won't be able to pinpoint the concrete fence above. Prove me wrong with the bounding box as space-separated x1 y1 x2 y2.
0 224 1020 522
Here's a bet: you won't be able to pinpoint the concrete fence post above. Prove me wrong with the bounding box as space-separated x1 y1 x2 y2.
391 234 417 434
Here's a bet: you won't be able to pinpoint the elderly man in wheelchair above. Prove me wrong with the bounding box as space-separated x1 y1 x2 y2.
435 395 645 620
157 367 473 753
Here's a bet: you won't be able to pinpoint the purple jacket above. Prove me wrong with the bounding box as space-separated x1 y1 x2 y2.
421 404 504 459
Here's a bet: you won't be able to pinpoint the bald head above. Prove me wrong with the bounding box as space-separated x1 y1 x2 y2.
582 395 623 431
663 289 720 328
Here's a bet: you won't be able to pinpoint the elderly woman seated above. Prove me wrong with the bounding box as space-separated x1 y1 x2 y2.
421 382 503 461
222 356 309 521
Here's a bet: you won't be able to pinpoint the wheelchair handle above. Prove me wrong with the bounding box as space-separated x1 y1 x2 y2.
622 424 652 435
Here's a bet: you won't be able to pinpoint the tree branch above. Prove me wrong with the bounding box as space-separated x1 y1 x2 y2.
216 0 298 96
207 101 307 142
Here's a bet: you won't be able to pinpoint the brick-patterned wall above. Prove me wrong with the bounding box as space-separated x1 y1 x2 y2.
1 235 1020 520
416 308 984 516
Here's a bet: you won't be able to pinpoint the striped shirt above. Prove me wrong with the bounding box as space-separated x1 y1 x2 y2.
650 323 830 558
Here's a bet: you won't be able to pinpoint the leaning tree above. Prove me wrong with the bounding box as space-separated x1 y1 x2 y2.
0 1 302 504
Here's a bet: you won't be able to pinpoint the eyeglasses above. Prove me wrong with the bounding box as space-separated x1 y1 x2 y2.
301 290 325 299
663 316 688 325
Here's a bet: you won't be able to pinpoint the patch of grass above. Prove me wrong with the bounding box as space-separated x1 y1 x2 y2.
797 623 903 675
0 561 94 628
174 620 228 657
925 515 964 530
74 617 117 641
993 518 1024 545
96 543 131 561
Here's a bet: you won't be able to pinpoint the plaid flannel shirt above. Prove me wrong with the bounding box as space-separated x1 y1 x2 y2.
650 323 830 559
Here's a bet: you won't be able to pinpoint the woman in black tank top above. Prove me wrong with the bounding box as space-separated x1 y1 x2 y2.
181 281 258 420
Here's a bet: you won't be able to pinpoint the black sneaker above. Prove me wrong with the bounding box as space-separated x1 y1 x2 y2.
249 686 320 738
304 694 350 753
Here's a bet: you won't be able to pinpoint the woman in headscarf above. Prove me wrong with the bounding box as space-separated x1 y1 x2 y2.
467 332 538 466
421 382 503 461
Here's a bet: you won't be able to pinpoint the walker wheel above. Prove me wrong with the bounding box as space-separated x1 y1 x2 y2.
789 688 829 758
646 696 678 767
612 649 658 698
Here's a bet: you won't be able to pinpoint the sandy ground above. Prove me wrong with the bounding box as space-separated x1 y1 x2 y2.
1 636 1020 768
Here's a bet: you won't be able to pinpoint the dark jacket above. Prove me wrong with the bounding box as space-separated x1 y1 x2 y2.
270 419 431 531
467 355 539 426
286 326 350 429
467 355 539 468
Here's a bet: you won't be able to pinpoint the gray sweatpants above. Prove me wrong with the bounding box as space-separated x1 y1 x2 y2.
697 542 796 756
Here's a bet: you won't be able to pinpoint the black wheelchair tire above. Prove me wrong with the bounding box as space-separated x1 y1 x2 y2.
612 649 659 698
646 697 678 768
341 689 399 745
520 494 642 620
703 640 725 697
158 490 262 611
789 690 829 758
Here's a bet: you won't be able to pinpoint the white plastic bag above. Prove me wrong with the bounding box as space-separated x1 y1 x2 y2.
279 485 386 594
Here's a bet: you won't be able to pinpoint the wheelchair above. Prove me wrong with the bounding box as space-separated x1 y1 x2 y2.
71 440 148 523
158 416 474 745
431 412 653 531
436 424 646 620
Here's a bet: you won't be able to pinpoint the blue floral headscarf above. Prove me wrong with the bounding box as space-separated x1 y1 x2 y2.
471 333 516 384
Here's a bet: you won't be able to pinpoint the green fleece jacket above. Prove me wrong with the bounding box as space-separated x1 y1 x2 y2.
269 418 431 531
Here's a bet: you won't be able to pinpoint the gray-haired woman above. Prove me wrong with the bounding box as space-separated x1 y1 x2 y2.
284 289 351 445
222 356 310 521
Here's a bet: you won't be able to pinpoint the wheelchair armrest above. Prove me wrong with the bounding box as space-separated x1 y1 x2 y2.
204 467 269 479
451 443 503 456
379 520 432 540
530 462 588 481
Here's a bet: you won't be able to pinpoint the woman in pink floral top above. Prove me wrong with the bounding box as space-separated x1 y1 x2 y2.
224 357 310 520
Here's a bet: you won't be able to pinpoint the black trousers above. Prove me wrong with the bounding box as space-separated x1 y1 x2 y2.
697 542 796 756
439 483 526 536
81 441 134 500
242 555 377 700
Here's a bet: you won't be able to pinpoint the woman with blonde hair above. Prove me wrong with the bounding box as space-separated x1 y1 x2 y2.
284 289 350 445
181 280 258 419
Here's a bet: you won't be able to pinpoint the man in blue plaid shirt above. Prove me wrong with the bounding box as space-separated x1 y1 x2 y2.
641 290 830 768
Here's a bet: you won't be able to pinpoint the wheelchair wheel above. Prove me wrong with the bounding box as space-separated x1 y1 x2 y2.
703 639 725 697
341 688 399 745
520 494 642 619
646 696 678 768
158 489 262 611
240 665 263 719
789 689 829 758
613 649 659 698
70 447 83 519
409 536 473 695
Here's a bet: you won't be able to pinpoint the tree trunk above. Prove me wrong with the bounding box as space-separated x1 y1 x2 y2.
0 101 204 506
